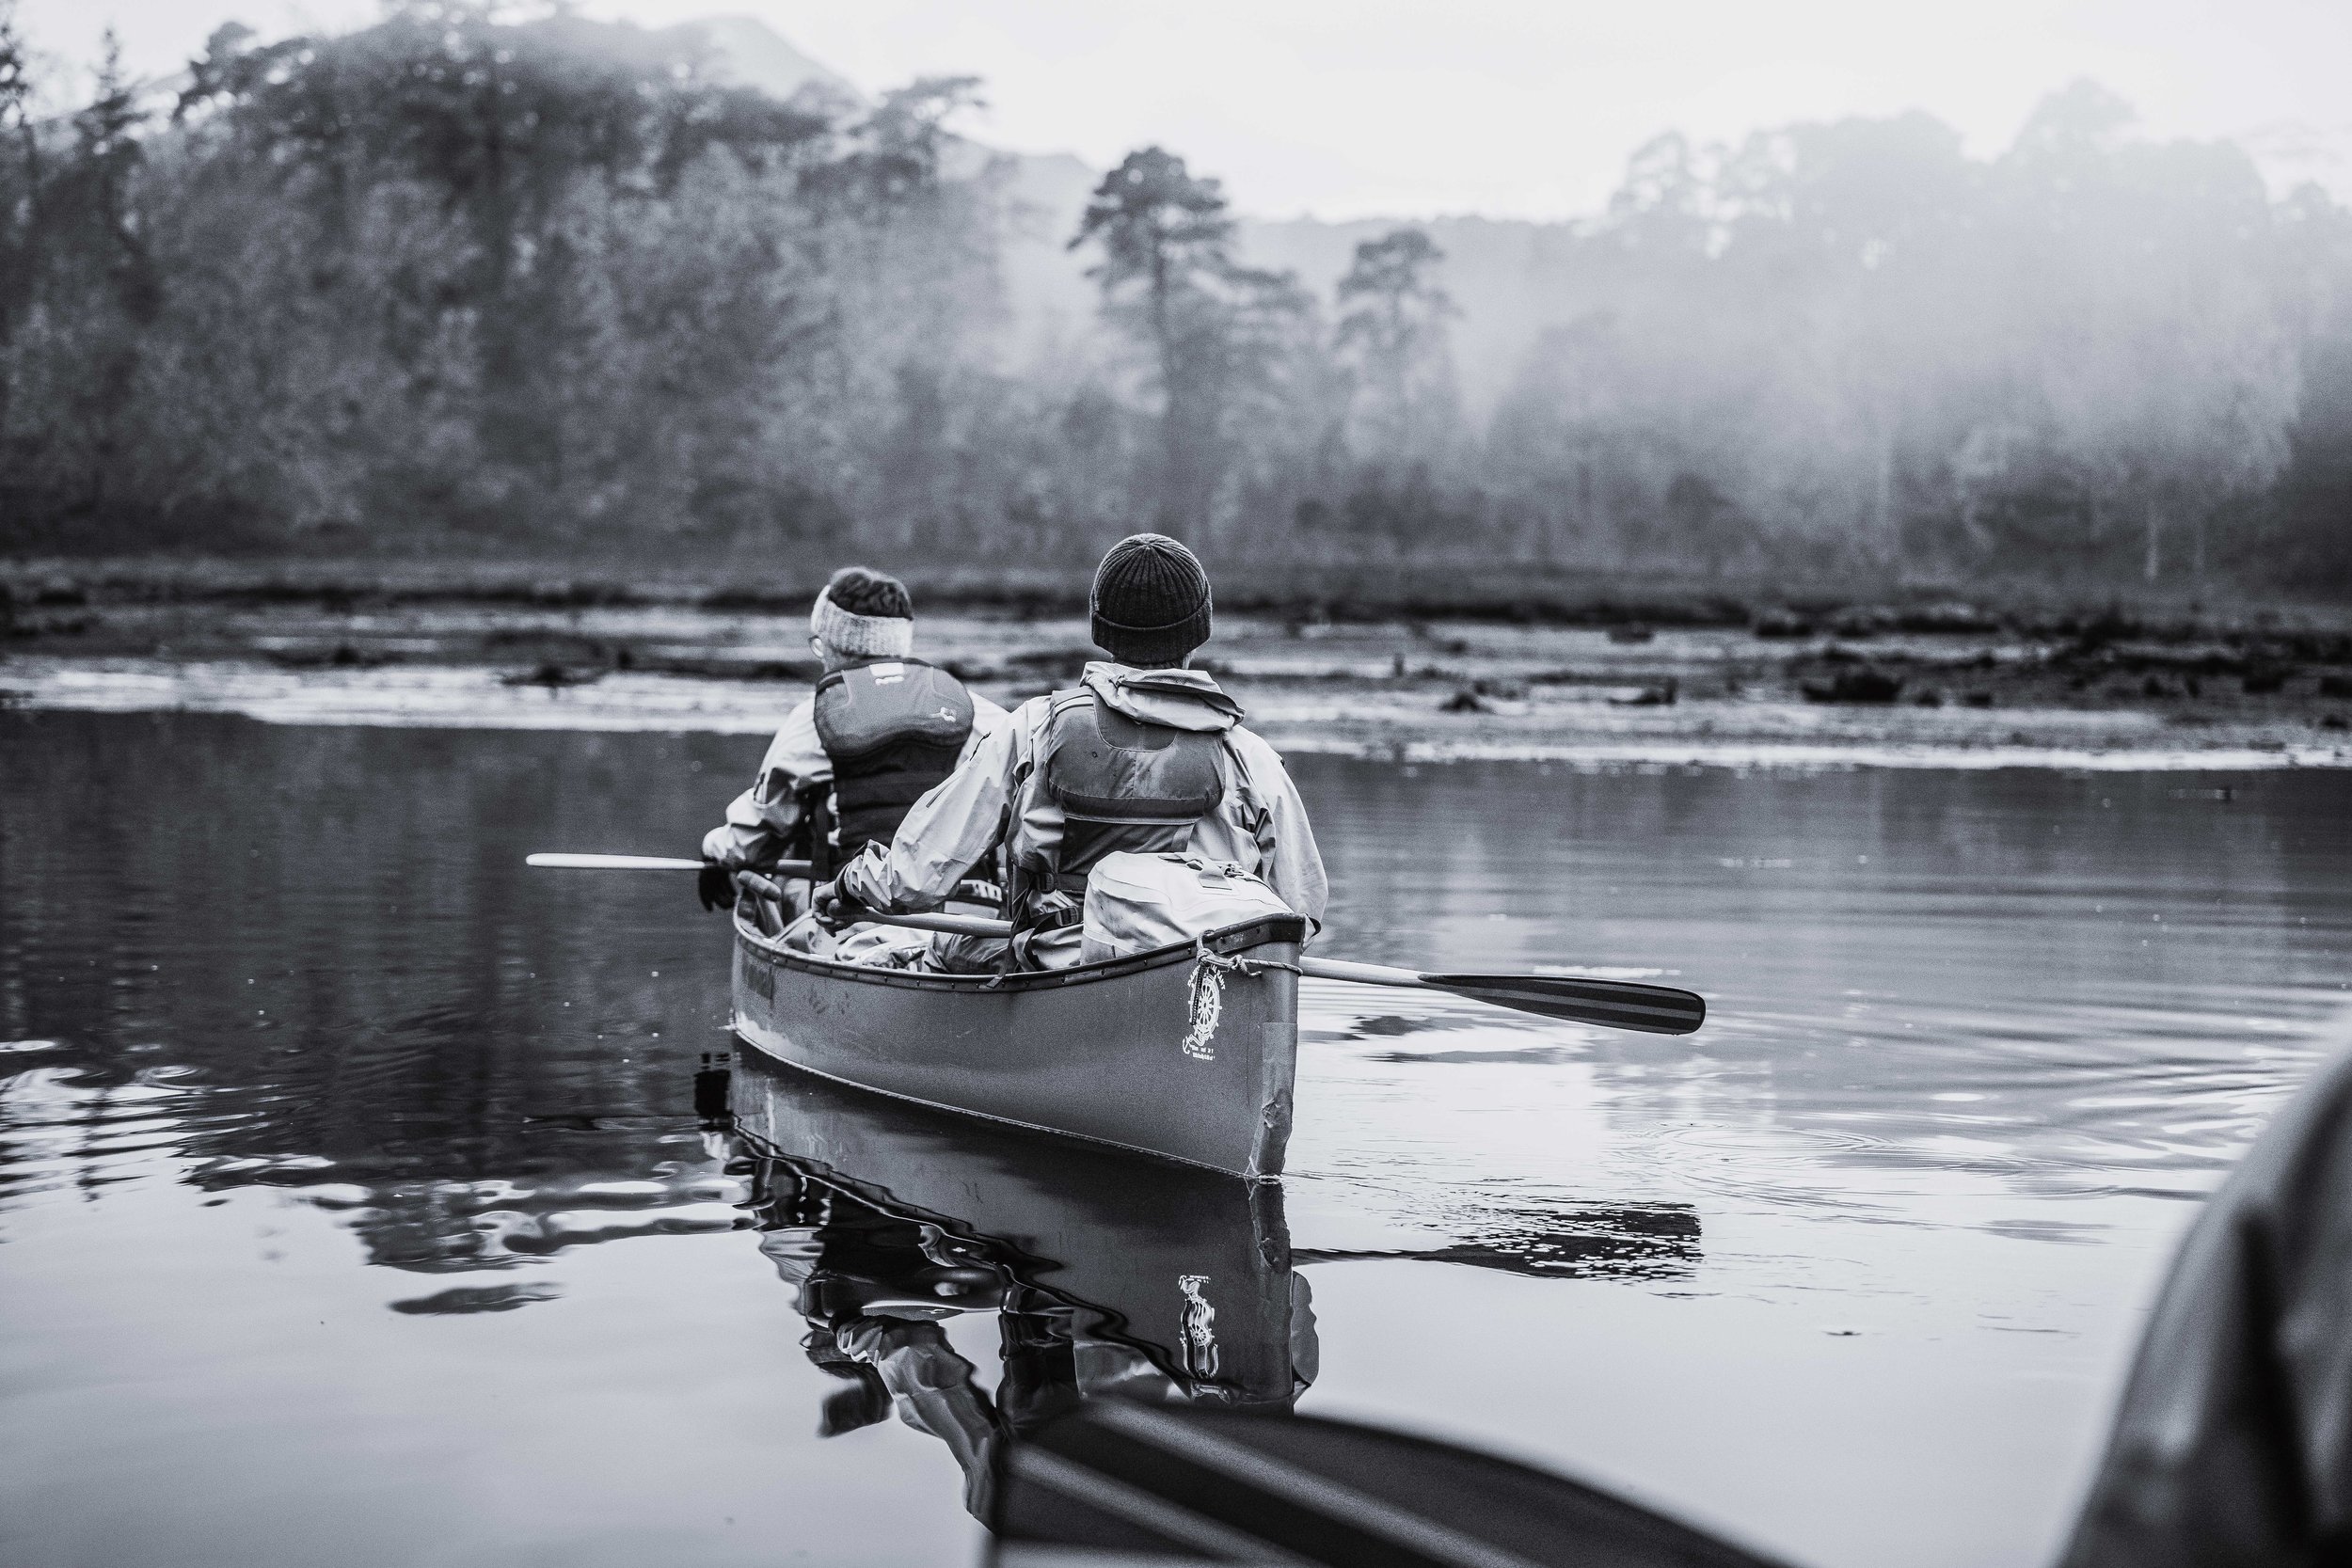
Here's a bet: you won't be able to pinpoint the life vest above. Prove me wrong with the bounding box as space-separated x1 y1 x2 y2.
811 657 975 866
1033 687 1225 905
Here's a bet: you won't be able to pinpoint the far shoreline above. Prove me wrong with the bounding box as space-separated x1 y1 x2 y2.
6 563 2348 769
8 551 2352 640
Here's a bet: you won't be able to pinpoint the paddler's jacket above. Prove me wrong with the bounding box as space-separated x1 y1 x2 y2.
834 661 1327 936
702 659 1009 873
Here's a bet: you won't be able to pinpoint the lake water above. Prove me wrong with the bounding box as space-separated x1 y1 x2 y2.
4 709 2349 1568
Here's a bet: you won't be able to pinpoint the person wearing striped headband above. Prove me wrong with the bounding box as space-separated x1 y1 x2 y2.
699 567 1009 919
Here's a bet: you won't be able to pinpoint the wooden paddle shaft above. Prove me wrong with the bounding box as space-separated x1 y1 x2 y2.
525 852 817 876
843 908 1012 939
1295 956 1423 988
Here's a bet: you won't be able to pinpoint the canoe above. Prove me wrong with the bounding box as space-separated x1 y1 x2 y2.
730 911 1309 1180
729 1053 1310 1414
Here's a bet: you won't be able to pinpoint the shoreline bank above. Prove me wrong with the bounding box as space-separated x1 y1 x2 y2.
6 591 2348 768
8 552 2352 639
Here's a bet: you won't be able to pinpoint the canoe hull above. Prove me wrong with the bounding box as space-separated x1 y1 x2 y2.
730 914 1306 1180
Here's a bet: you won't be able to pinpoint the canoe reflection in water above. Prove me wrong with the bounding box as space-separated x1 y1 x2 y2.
720 1052 1704 1538
725 1054 1317 1521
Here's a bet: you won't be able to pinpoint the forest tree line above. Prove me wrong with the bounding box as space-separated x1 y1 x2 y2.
2 2 2347 594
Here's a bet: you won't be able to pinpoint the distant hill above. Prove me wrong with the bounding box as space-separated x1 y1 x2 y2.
670 13 863 105
685 16 2352 431
686 14 1561 408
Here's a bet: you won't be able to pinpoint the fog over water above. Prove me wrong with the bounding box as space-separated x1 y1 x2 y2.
5 710 2348 1567
21 0 2351 215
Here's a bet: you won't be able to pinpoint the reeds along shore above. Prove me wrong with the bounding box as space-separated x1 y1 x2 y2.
2 8 2349 598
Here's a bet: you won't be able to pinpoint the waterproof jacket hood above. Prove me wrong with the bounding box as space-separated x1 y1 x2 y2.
1079 661 1242 734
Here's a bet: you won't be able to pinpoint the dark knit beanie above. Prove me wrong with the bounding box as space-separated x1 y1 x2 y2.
1090 533 1213 666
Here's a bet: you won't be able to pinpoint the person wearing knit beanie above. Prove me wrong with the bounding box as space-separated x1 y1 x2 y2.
810 565 915 664
1091 533 1213 668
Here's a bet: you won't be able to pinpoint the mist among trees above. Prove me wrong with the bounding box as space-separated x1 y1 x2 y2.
2 2 2347 595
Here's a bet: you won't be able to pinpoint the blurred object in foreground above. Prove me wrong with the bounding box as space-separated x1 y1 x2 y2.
2058 1013 2352 1568
988 1401 1787 1567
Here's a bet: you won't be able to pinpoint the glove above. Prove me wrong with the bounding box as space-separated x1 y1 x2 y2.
697 861 737 913
813 878 866 931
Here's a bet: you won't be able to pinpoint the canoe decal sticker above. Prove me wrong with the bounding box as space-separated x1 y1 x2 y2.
1182 958 1224 1060
1179 1273 1219 1380
1183 943 1302 1063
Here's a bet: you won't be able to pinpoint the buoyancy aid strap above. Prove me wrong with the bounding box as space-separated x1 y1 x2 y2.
793 780 835 881
1049 786 1212 825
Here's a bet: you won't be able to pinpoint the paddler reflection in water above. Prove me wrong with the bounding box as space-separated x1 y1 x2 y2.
697 567 1009 935
815 533 1327 971
746 1153 1308 1523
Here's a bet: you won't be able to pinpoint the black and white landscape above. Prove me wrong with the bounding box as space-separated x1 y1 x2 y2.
4 7 2350 1568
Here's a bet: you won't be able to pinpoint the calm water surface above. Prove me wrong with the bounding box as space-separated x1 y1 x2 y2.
4 710 2349 1568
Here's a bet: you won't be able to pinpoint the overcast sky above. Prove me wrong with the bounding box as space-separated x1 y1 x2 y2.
15 0 2351 218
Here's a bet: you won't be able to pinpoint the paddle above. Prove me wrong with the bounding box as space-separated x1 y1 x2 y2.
836 912 1703 1036
1296 956 1704 1036
526 855 1707 1036
527 852 811 874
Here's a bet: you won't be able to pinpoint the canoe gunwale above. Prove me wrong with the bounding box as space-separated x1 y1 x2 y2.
731 911 1311 990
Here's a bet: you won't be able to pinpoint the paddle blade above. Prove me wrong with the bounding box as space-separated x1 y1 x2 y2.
526 852 707 870
1421 973 1706 1035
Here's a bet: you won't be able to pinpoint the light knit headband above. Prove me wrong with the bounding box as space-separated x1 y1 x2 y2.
810 588 914 659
